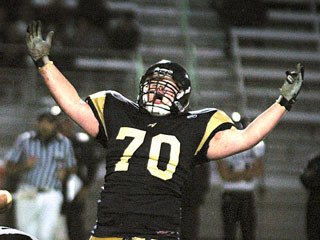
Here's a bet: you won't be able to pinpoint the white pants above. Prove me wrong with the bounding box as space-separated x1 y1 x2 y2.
15 185 63 240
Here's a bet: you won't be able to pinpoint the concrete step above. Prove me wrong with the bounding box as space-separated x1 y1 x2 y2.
141 25 224 48
136 6 219 29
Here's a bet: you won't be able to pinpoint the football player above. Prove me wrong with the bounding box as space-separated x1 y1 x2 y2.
25 20 303 240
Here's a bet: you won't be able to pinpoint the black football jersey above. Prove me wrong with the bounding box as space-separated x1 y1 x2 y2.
86 91 233 239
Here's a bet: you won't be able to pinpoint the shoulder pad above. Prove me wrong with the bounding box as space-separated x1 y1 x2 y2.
88 90 135 105
88 90 108 99
106 90 135 104
189 108 233 123
189 108 218 115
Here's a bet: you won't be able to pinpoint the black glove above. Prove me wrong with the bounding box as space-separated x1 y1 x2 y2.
277 63 304 111
26 20 54 68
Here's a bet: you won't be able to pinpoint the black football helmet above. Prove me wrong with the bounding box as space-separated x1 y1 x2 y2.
137 60 191 116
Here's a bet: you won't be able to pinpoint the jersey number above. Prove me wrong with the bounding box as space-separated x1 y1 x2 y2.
114 127 180 180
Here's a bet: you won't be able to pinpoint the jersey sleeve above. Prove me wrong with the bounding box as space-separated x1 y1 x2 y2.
85 91 109 145
194 110 234 162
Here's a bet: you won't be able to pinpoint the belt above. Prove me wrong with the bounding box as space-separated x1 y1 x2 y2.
37 187 51 192
90 237 157 240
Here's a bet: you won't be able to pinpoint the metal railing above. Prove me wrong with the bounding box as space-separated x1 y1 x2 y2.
178 0 199 106
230 0 320 117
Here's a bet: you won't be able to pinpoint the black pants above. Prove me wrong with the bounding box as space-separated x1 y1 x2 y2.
64 199 87 240
181 204 201 240
306 196 320 240
221 191 256 240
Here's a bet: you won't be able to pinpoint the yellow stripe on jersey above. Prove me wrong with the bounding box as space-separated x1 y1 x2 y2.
89 91 108 137
194 110 233 156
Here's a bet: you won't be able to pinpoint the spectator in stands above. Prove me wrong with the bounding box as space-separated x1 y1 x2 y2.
181 163 210 240
0 5 9 67
2 2 33 67
31 0 57 25
108 11 141 51
72 15 107 49
213 0 267 58
5 111 76 240
217 113 265 240
0 1 33 67
77 0 110 29
300 153 320 240
31 0 72 46
0 5 9 43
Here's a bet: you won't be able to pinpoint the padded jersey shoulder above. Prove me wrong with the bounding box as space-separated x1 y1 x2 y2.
88 90 138 107
189 108 233 123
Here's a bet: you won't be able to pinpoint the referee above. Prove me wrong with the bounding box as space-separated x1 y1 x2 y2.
217 113 265 240
5 111 76 240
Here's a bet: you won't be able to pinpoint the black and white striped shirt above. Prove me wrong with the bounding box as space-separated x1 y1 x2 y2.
5 131 76 190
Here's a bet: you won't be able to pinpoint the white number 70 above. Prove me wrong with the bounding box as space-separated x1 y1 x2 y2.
114 127 180 180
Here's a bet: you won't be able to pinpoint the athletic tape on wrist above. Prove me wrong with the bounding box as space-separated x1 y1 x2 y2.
276 96 294 111
33 56 51 69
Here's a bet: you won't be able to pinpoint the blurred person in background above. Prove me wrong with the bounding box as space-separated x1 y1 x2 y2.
0 189 39 239
108 11 141 51
213 0 267 58
5 111 76 240
0 5 9 43
0 190 38 239
55 107 100 240
300 153 320 240
72 15 107 49
3 1 34 67
181 163 210 240
77 0 109 30
217 113 265 240
1 159 19 228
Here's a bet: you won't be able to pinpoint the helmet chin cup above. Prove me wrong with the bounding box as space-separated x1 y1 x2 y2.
142 94 171 116
143 104 171 116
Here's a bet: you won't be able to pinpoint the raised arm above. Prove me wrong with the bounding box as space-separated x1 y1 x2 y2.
207 63 304 160
26 21 99 137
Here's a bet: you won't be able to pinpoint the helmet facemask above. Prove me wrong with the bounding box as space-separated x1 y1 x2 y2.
138 60 191 116
140 73 181 116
